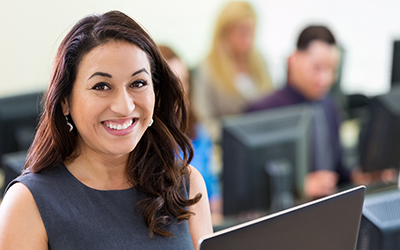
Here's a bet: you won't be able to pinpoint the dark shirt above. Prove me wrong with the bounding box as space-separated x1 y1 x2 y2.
6 164 194 250
246 83 350 184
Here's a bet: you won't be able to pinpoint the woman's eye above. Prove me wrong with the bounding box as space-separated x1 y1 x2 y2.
130 80 148 88
92 82 110 91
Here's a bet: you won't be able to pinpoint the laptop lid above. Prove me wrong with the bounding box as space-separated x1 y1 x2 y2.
199 185 366 250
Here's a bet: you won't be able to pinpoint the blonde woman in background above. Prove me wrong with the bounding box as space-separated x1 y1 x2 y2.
192 0 274 142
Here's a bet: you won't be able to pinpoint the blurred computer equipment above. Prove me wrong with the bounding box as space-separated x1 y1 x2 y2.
221 104 312 217
356 187 400 250
0 91 43 196
358 86 400 173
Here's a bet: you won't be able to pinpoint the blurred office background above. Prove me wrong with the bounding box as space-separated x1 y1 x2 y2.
2 1 400 247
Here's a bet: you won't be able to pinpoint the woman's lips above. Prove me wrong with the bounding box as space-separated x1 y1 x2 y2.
102 118 137 136
103 119 134 130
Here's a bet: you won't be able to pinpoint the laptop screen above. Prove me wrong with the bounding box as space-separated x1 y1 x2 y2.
199 186 365 250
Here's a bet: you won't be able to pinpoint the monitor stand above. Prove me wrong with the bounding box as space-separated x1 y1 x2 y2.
265 160 294 213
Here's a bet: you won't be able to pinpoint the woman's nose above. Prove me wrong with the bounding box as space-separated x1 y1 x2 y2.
110 89 135 115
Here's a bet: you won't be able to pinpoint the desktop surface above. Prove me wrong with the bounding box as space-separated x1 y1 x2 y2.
199 186 366 250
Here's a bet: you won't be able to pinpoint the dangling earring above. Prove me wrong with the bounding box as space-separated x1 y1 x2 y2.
65 116 73 132
148 118 154 127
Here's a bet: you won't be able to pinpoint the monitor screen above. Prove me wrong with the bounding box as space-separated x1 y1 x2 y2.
358 85 400 172
221 104 312 217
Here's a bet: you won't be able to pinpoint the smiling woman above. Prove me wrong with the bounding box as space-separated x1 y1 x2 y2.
0 10 212 250
62 41 155 158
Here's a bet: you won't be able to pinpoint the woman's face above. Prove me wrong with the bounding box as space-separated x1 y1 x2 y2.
62 41 155 158
225 17 256 58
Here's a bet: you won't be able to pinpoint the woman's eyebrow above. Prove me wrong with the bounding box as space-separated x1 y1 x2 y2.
88 72 112 80
87 68 149 80
132 68 149 77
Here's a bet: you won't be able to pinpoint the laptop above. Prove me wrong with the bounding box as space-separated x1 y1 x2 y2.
199 185 366 250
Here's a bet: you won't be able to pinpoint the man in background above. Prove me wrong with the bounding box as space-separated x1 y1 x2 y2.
247 25 347 199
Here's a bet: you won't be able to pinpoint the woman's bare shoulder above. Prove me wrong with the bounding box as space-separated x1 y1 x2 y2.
0 182 48 250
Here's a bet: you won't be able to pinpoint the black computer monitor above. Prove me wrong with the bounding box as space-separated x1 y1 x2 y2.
391 40 400 86
0 91 43 194
221 104 312 217
0 91 43 155
358 86 400 172
356 187 400 250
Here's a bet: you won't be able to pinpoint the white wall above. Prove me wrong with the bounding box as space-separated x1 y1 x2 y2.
0 0 230 97
1 0 400 97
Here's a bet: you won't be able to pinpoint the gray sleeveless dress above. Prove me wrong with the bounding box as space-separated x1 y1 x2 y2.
7 164 194 250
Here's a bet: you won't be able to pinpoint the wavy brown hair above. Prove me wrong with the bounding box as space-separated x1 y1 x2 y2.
158 44 198 139
24 10 201 237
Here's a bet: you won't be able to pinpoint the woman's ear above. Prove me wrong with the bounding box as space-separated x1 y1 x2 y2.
61 97 70 116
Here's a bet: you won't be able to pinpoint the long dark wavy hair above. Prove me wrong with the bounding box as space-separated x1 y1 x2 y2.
158 44 198 139
24 10 201 237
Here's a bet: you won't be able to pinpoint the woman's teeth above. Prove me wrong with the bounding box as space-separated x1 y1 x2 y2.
104 120 133 130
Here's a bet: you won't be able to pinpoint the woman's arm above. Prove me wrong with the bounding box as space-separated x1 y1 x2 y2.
188 165 213 250
0 183 48 250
